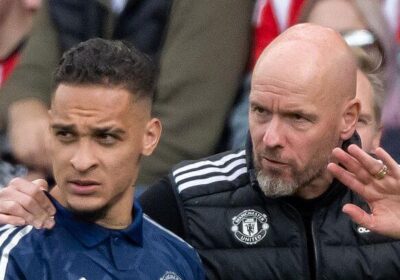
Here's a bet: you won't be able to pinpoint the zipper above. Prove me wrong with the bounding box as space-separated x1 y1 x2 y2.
283 202 311 280
311 213 319 280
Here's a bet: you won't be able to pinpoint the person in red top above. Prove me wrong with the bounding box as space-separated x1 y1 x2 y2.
0 0 42 87
251 0 305 67
0 0 43 188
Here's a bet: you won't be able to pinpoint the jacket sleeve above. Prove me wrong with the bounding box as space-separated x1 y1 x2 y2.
0 225 35 280
139 176 185 238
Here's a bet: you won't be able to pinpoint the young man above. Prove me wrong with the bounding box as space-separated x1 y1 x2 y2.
1 24 400 279
0 38 204 279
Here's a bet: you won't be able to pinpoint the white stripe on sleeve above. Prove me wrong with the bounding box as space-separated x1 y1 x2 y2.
0 226 33 280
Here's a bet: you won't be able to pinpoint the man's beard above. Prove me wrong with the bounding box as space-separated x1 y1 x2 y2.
256 161 326 197
68 204 110 223
255 140 338 198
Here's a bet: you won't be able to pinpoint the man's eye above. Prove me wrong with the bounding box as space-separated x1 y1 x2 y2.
97 134 117 145
252 106 266 114
255 107 264 113
357 118 369 127
291 114 306 122
55 131 74 141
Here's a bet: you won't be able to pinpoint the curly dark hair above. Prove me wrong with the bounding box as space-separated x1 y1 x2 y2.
53 38 156 102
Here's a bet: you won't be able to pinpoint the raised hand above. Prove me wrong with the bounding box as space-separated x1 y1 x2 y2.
328 144 400 239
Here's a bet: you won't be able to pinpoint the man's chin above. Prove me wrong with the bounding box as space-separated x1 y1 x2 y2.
256 171 299 198
67 204 108 223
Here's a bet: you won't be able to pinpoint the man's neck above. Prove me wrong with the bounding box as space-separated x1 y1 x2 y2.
51 185 134 229
294 171 334 200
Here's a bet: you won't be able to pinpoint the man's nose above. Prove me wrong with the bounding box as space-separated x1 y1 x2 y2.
70 141 98 172
262 117 285 148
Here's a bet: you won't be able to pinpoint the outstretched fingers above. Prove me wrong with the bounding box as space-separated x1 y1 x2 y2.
328 145 399 201
327 162 369 198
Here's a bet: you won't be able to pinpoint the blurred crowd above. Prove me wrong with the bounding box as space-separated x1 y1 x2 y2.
0 0 399 188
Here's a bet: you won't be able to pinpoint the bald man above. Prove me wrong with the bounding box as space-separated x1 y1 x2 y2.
1 24 400 279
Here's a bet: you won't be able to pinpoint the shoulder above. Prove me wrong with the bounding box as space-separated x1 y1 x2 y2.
141 214 202 262
0 225 36 251
141 215 205 279
140 176 184 237
0 225 37 271
142 214 193 250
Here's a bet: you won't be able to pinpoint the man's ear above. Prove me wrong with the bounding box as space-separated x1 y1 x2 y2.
340 98 360 140
142 118 162 156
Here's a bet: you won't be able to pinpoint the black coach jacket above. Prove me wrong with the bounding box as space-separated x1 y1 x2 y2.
167 136 400 279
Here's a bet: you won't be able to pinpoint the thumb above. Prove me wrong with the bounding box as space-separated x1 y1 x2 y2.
32 179 49 191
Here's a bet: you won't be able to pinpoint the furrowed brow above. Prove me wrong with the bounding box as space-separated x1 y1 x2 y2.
92 127 126 136
285 109 318 121
51 124 76 131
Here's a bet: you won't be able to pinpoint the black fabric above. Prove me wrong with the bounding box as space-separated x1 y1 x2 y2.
48 0 172 61
284 196 320 280
282 182 344 280
114 0 171 60
139 177 184 238
49 0 107 52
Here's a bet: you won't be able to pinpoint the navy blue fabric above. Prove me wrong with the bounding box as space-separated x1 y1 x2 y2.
0 196 204 279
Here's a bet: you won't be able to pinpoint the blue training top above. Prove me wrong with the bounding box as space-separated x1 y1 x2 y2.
0 196 204 280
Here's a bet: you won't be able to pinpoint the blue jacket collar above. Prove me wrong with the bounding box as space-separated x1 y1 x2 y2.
48 194 143 248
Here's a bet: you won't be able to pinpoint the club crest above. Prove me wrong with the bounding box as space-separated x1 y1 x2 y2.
160 271 182 280
231 209 269 245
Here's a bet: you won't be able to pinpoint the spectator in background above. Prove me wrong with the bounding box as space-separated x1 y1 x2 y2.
380 0 400 162
0 0 42 188
355 70 384 152
0 0 42 87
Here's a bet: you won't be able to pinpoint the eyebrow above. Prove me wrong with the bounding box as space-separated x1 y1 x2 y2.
51 123 126 135
250 101 317 121
285 109 318 121
51 124 76 131
92 127 126 136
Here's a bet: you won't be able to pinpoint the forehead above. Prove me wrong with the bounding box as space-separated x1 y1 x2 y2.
250 38 353 111
250 76 319 106
251 58 327 110
51 84 137 123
